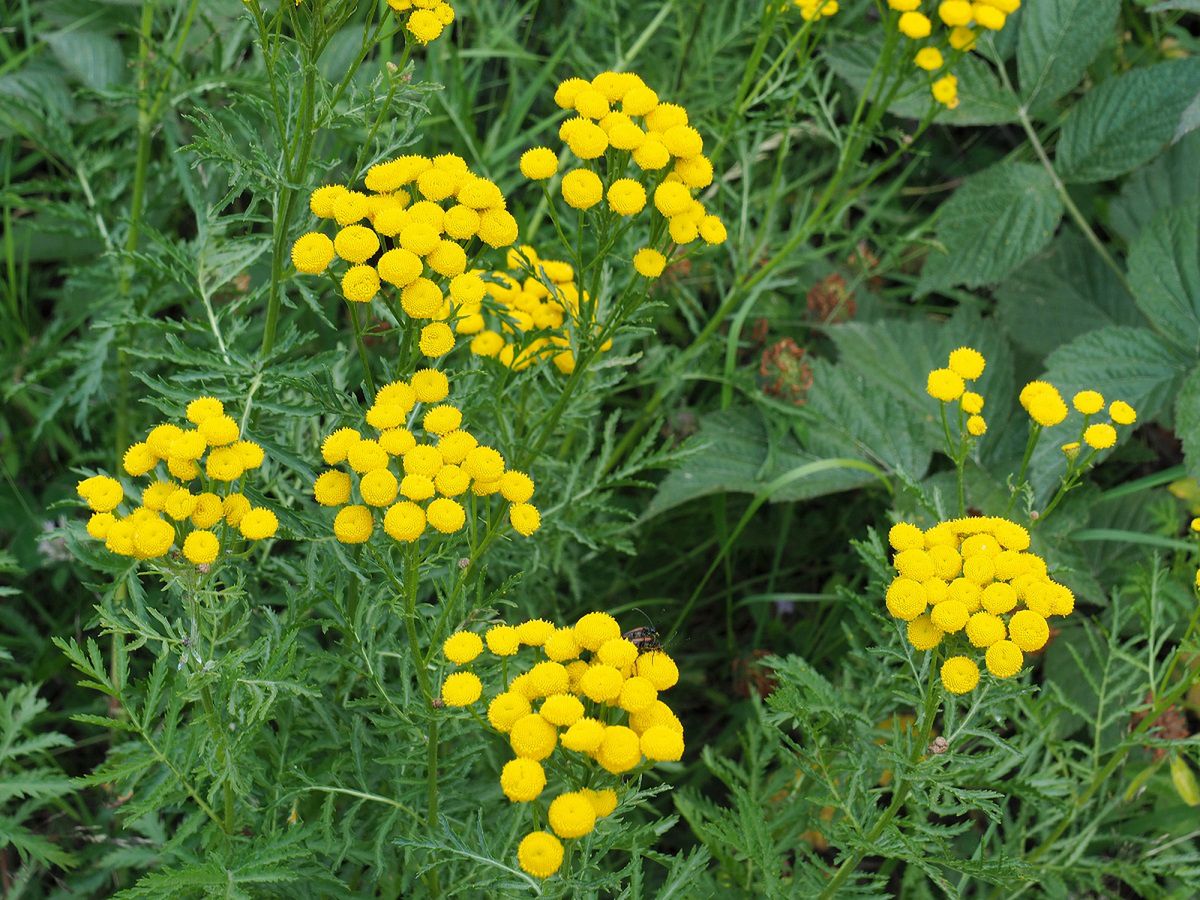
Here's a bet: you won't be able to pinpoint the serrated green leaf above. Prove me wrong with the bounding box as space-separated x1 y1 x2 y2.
1127 202 1200 354
643 407 877 519
918 161 1063 293
1109 132 1200 242
44 30 126 92
1175 366 1200 480
1018 0 1119 112
995 230 1143 355
1056 60 1200 183
805 358 931 481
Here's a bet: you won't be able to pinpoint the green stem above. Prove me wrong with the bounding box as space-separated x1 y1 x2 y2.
818 651 942 898
990 39 1135 301
1026 603 1200 864
346 300 377 400
1004 425 1042 516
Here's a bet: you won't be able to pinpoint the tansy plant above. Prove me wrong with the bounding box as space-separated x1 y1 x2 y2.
438 612 682 880
385 0 456 45
925 346 1138 521
314 368 541 545
885 0 1022 109
884 516 1074 694
76 396 277 566
291 155 518 391
463 246 607 375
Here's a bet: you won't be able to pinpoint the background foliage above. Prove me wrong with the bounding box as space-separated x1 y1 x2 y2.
2 0 1200 896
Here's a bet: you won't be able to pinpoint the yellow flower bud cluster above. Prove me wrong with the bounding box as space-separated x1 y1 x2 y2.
385 0 454 45
293 155 518 359
523 71 726 277
76 397 276 564
1019 382 1137 453
887 0 1022 109
926 345 988 438
314 370 541 544
790 0 839 21
455 246 610 376
438 611 682 880
885 515 1075 694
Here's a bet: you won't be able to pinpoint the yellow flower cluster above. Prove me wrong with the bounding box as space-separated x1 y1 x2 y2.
888 0 1021 109
385 0 454 44
292 156 518 357
792 0 839 20
75 397 277 564
925 345 988 437
884 516 1075 694
314 371 541 543
520 71 727 277
439 612 682 880
454 246 608 375
1018 382 1137 453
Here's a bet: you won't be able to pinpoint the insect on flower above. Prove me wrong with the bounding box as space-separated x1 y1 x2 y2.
622 625 662 654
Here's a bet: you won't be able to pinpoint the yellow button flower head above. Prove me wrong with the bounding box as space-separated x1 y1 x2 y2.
915 47 944 71
488 692 531 732
898 11 932 38
597 725 642 773
1020 381 1068 427
517 831 563 880
486 624 520 656
548 792 597 839
574 612 621 650
948 346 985 380
510 713 557 760
1109 401 1137 425
520 147 558 180
500 758 546 803
517 619 555 646
641 724 684 762
906 614 943 650
940 656 980 694
985 640 1023 677
932 75 959 109
635 651 679 690
443 631 483 664
441 671 482 706
926 368 965 402
1083 423 1117 450
561 717 606 752
1072 390 1104 415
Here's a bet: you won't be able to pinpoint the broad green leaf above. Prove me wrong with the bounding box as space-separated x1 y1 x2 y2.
1174 365 1200 480
1018 0 1119 111
918 162 1063 293
1043 326 1190 426
1056 60 1200 183
805 358 931 481
1109 132 1200 243
1127 201 1200 354
824 40 1018 127
995 230 1142 356
643 407 876 519
44 31 126 92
